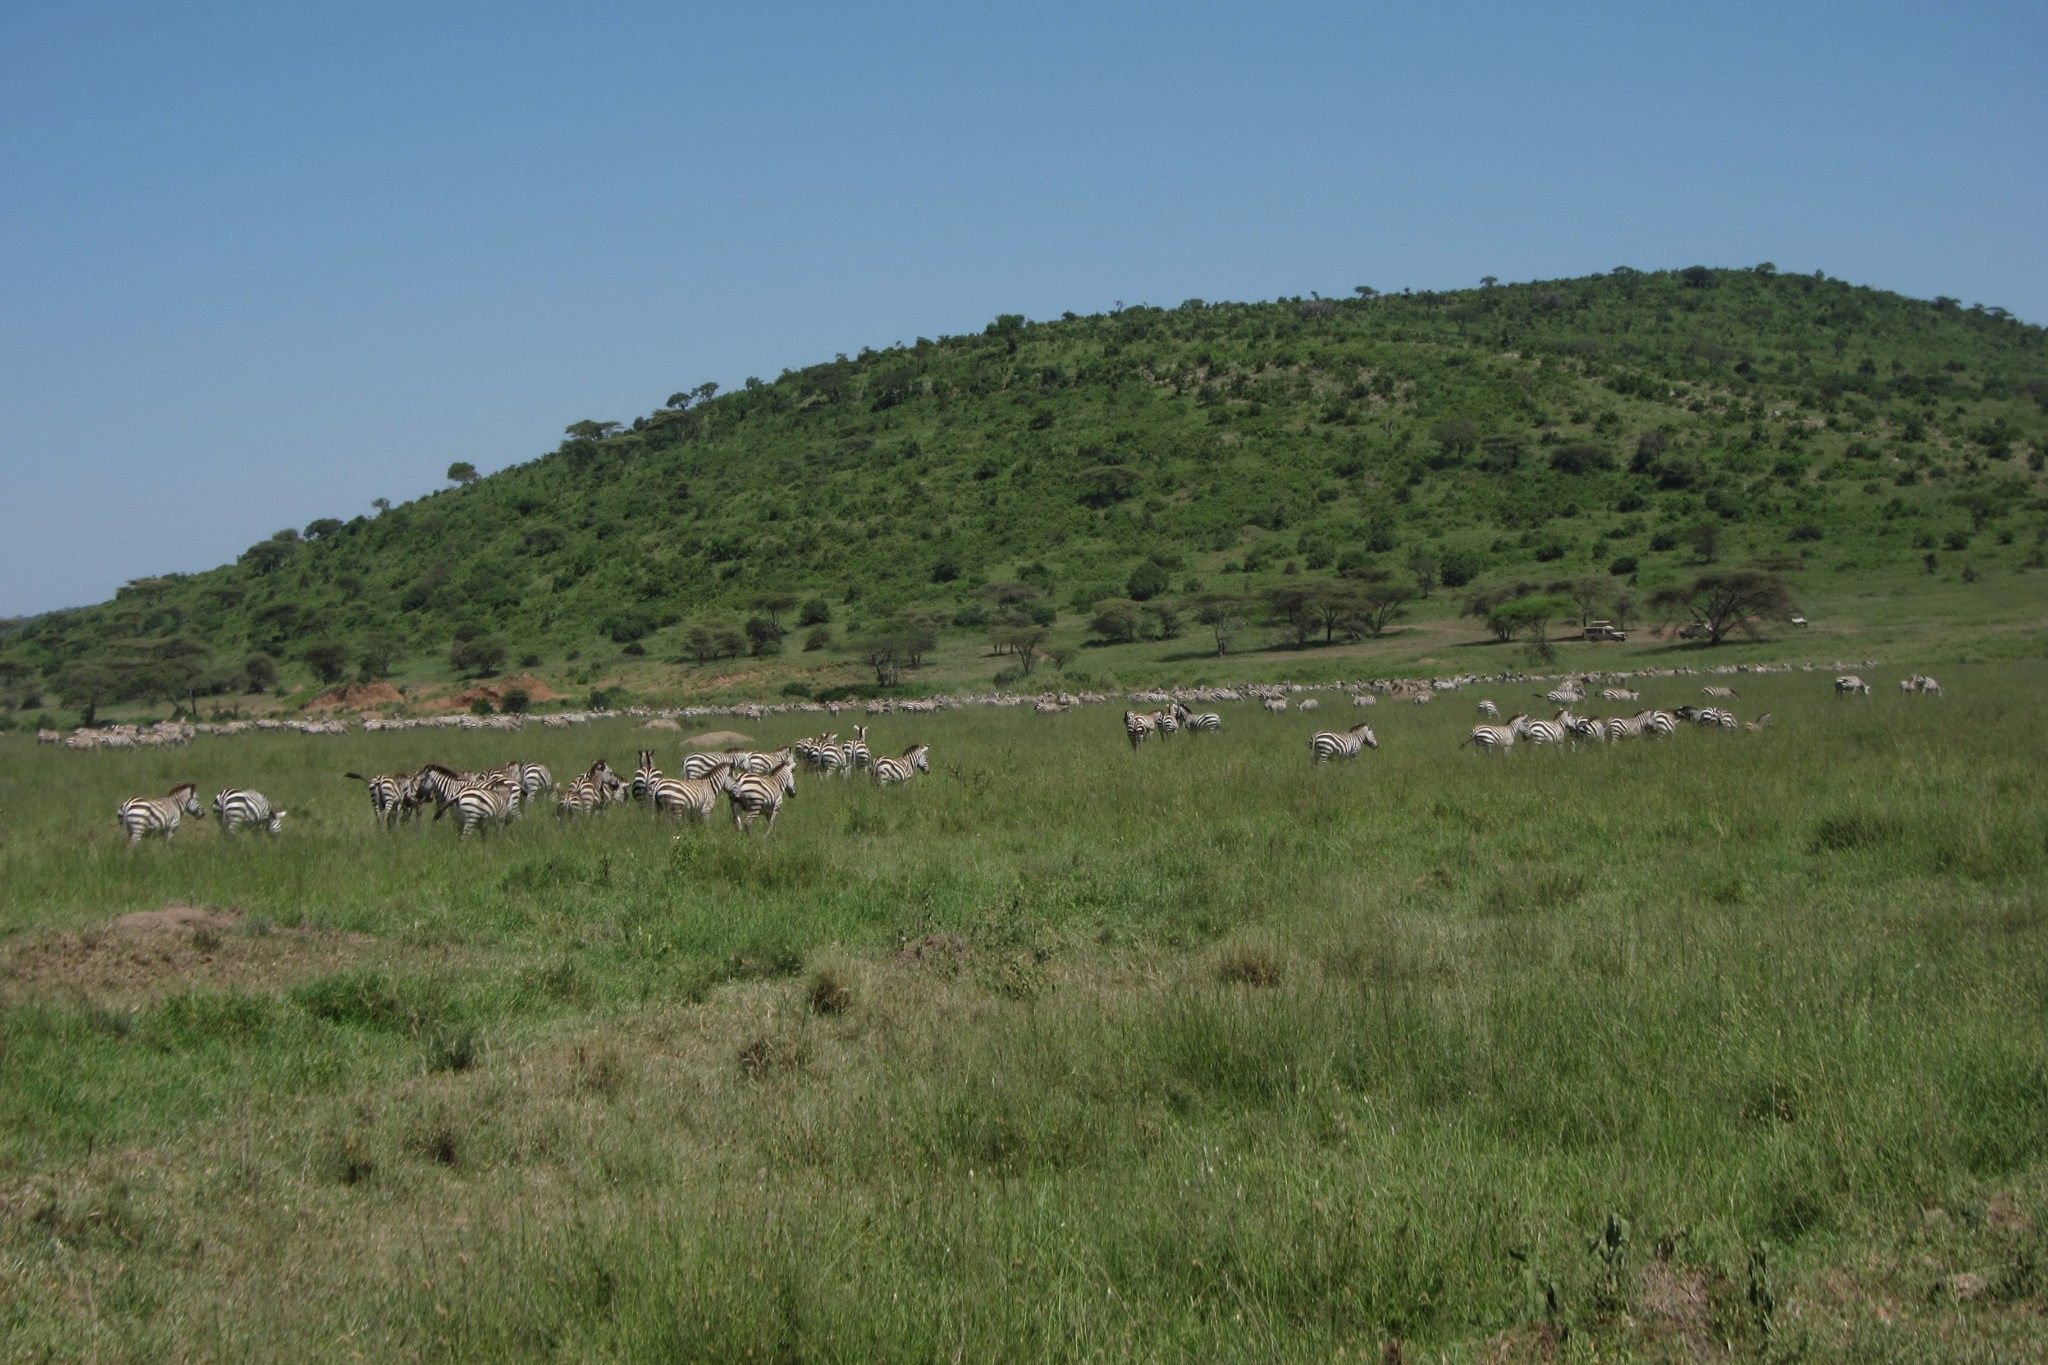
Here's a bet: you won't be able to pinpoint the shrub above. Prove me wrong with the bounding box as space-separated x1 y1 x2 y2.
469 697 495 716
804 626 832 651
1609 556 1638 576
500 688 530 714
798 597 832 626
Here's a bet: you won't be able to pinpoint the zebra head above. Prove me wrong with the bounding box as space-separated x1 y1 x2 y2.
171 783 204 817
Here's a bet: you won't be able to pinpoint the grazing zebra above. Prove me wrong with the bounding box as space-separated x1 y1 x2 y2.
36 728 60 744
1412 692 1434 705
1642 709 1680 737
650 763 733 823
438 776 521 838
1521 716 1572 746
1901 674 1942 696
1599 688 1639 702
873 743 931 785
1745 713 1774 732
733 746 795 776
1152 709 1179 738
1701 686 1739 700
726 759 797 833
213 788 286 835
1835 675 1872 697
1477 699 1501 720
1681 706 1737 729
1543 686 1583 705
1262 698 1288 714
1298 698 1319 712
1309 723 1379 765
795 733 840 772
1462 715 1527 754
1172 703 1221 734
1034 699 1069 714
117 783 205 846
344 771 413 827
1350 693 1376 707
1124 710 1155 750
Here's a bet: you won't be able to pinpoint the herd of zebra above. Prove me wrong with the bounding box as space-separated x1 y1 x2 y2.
113 729 936 845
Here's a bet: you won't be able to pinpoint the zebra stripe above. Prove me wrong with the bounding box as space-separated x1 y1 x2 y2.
1172 703 1221 733
117 784 205 846
873 743 931 786
213 788 286 835
1309 723 1378 765
1124 710 1155 750
633 750 661 803
1834 675 1871 696
726 760 797 833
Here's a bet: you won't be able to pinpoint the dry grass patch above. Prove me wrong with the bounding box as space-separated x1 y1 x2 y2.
0 902 383 1004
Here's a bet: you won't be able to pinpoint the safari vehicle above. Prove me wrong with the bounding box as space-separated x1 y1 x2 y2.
1582 620 1627 642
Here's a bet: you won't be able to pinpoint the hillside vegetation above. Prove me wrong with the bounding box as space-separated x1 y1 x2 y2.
4 265 2046 719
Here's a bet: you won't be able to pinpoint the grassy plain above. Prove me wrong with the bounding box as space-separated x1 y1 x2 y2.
2 664 2045 1360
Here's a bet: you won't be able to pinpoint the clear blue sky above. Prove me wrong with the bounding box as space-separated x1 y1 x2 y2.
4 1 2042 617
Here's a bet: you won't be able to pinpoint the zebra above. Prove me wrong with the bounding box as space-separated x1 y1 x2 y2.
1462 715 1527 754
1350 694 1376 707
681 750 744 779
436 773 521 837
344 771 414 827
1745 713 1774 732
117 783 205 846
1834 675 1872 697
1599 688 1639 702
839 724 871 776
1543 686 1583 705
1172 703 1221 734
36 728 60 744
1688 707 1738 729
650 763 733 823
726 759 797 833
733 746 795 776
1124 711 1155 750
1262 698 1288 714
1605 714 1648 741
873 743 931 785
1298 698 1319 712
1309 723 1379 765
1560 712 1607 742
1411 692 1434 705
213 788 286 835
411 764 476 811
1641 709 1680 737
555 760 623 816
500 761 554 800
1151 709 1179 738
1701 686 1739 700
1521 716 1572 746
632 750 662 804
1901 674 1942 696
1477 699 1501 720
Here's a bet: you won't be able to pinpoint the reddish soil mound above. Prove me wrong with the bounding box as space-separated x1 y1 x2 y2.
305 681 404 712
2 903 380 1002
423 673 562 714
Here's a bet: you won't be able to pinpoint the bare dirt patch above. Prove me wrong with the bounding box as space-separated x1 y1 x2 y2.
639 717 681 731
685 731 752 749
2 903 382 1003
421 674 561 714
304 681 404 713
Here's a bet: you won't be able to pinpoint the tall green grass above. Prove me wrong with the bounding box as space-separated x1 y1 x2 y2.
1 663 2043 1359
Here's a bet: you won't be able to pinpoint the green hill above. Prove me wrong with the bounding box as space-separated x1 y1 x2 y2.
4 264 2045 721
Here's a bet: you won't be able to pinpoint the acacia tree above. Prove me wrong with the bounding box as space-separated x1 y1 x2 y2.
1649 571 1797 645
1190 593 1247 657
446 462 480 486
1345 581 1416 638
